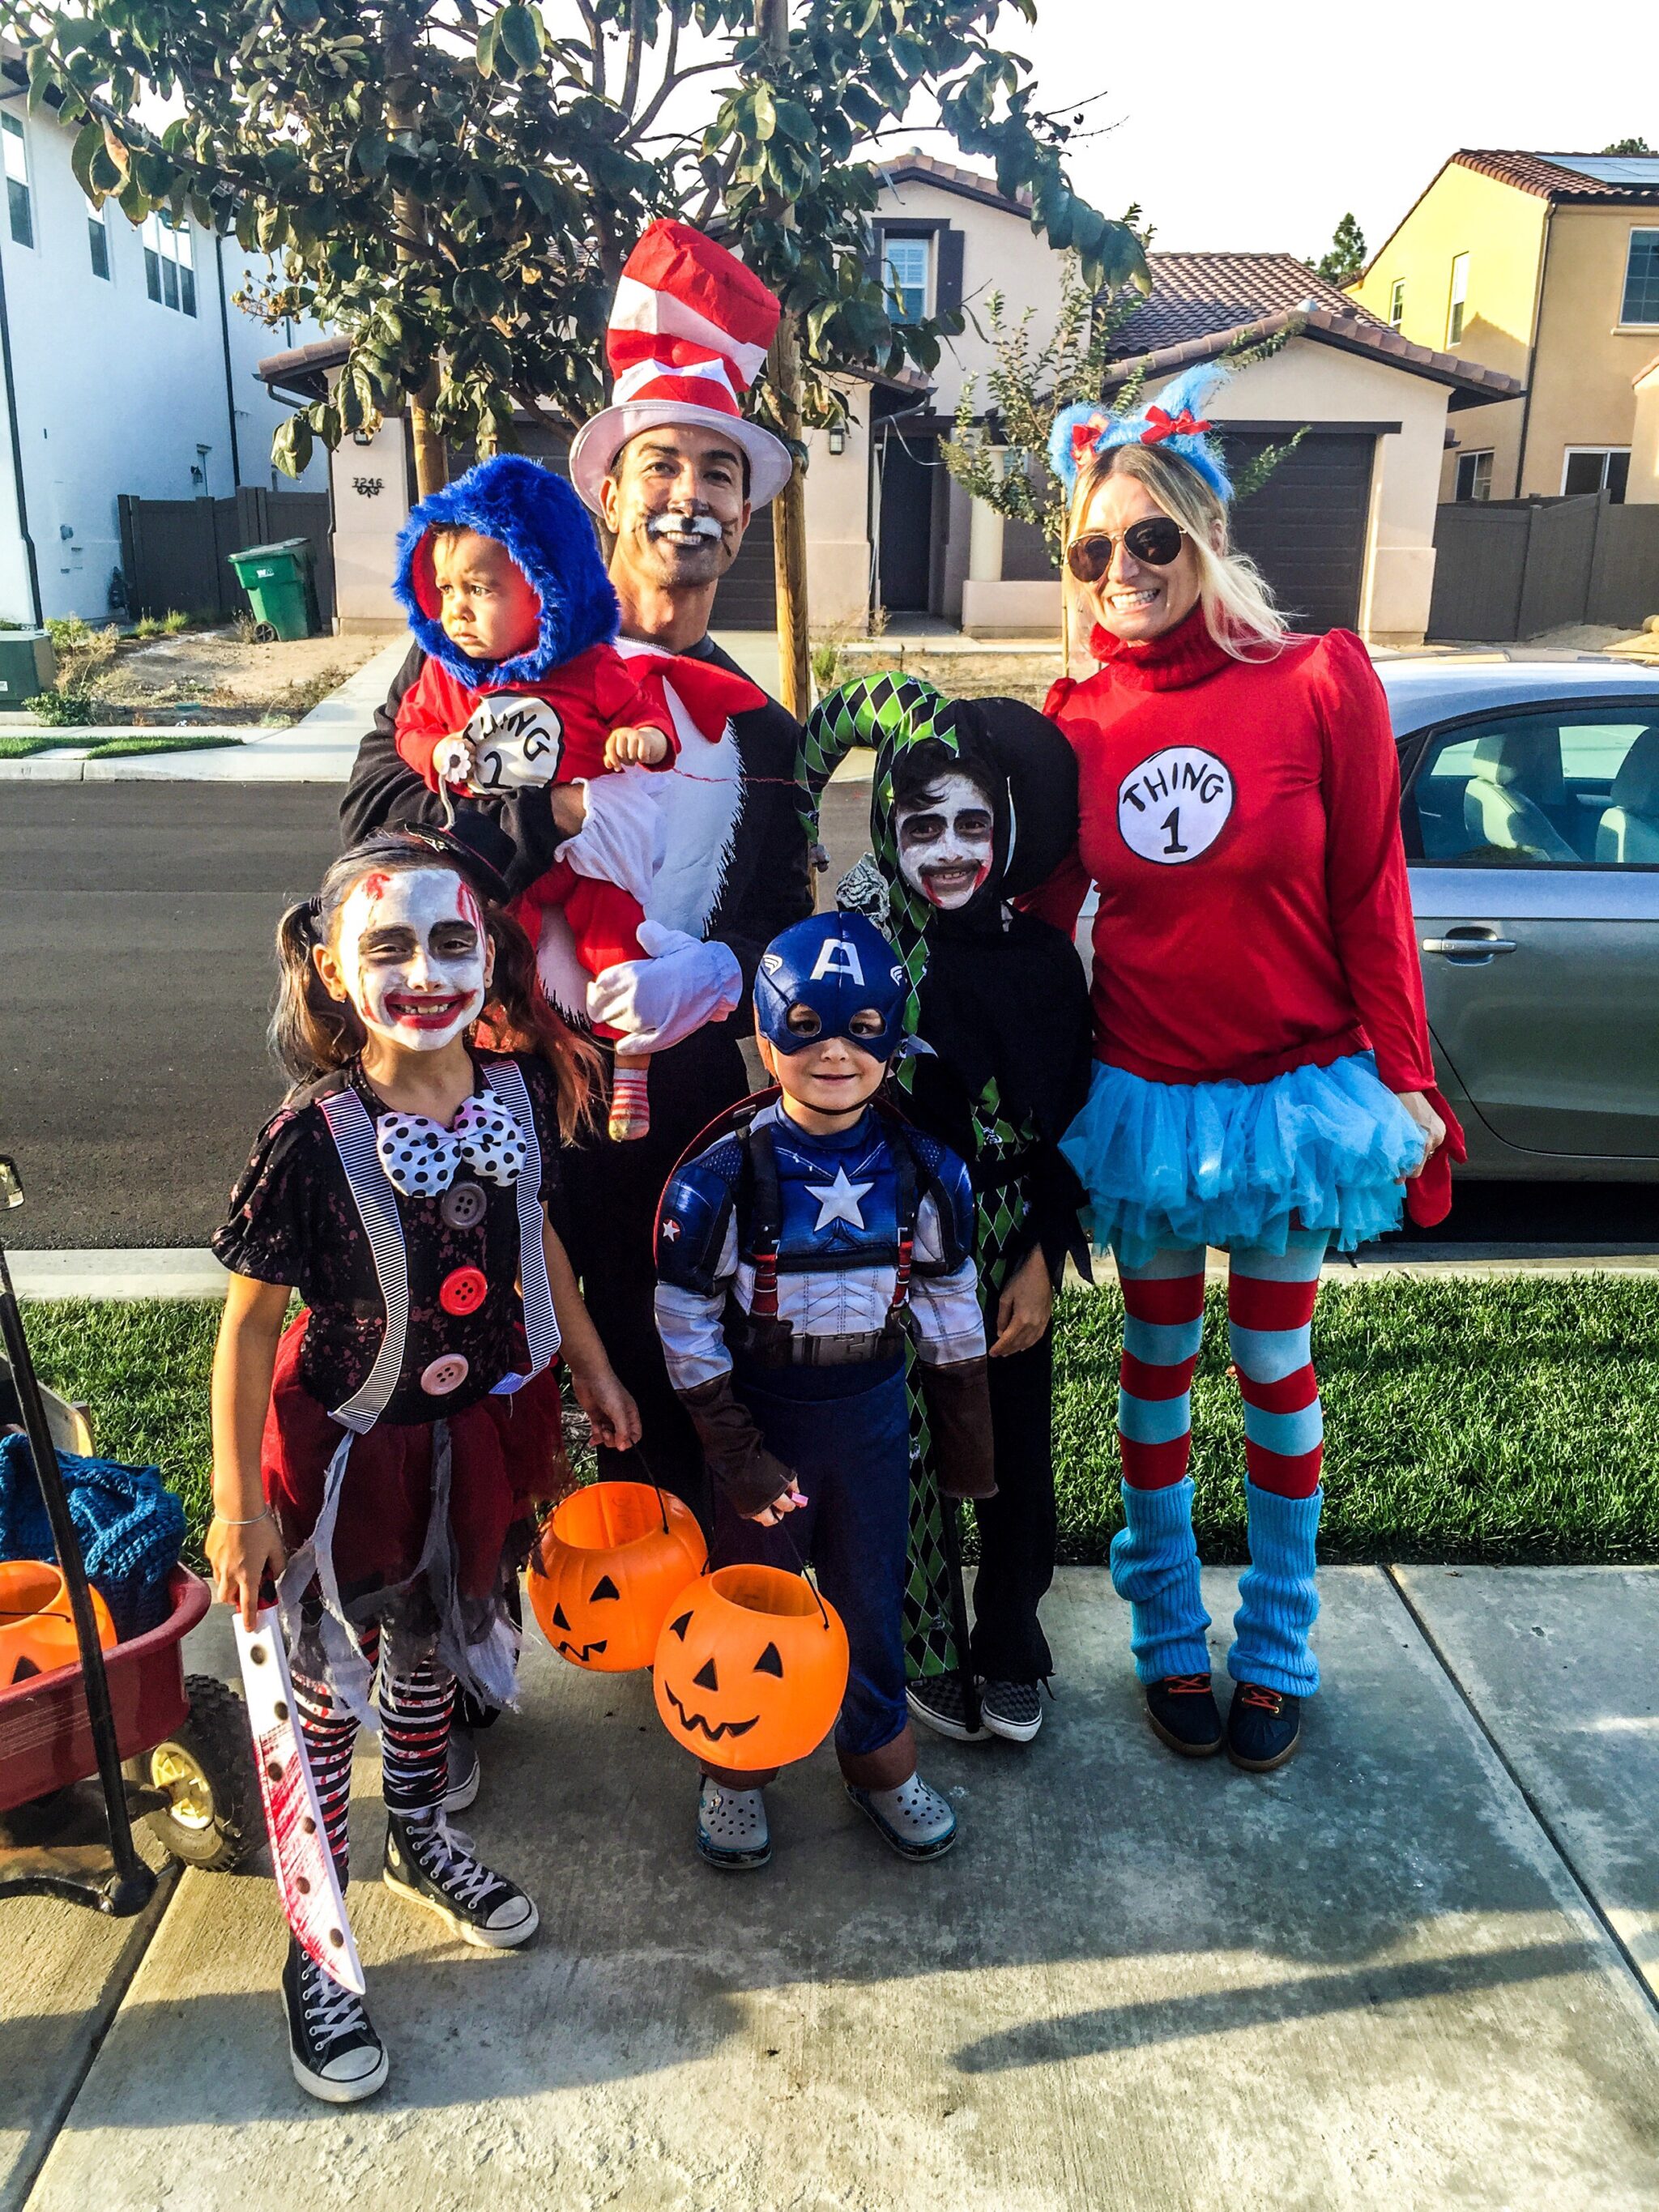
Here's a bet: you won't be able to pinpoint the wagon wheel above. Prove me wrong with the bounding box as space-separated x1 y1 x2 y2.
136 1674 262 1873
252 621 279 644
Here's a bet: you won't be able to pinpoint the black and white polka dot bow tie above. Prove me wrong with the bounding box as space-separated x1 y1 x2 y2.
374 1096 527 1198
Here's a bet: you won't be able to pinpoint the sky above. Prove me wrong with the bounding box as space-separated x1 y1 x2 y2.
894 0 1659 266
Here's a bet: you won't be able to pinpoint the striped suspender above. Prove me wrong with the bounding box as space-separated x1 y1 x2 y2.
480 1059 561 1387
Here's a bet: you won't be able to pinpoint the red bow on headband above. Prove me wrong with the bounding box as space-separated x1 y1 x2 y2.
1141 404 1211 446
1069 412 1110 466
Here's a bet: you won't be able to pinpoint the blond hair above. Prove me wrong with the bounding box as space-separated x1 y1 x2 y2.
1072 441 1289 660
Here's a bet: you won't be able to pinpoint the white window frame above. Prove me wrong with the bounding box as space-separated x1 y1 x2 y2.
141 211 197 316
1 113 34 252
85 194 111 281
1455 449 1494 502
1619 227 1659 327
1388 277 1405 329
881 232 932 322
1446 251 1469 347
1560 446 1632 497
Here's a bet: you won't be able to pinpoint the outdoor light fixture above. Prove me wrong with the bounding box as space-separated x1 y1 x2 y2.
827 422 847 455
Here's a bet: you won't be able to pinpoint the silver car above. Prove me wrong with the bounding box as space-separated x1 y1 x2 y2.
1384 656 1659 1178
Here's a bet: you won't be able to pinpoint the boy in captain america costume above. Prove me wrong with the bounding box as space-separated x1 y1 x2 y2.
655 912 995 1871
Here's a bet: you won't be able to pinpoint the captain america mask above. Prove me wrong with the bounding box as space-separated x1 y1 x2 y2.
753 913 908 1061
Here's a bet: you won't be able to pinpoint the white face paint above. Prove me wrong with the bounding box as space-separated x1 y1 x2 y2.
894 772 996 910
336 866 488 1053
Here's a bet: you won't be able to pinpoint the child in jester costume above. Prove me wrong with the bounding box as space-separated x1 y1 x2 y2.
797 680 1093 1743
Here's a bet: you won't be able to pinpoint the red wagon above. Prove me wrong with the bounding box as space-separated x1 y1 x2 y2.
0 1157 258 1916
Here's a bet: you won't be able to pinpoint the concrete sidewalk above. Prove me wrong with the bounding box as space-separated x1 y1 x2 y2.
6 1566 1657 2210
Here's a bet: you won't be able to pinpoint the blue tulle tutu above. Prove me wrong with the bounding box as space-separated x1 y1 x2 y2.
1060 1051 1426 1268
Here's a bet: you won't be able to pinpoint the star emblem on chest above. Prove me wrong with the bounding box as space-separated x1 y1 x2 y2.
804 1165 875 1233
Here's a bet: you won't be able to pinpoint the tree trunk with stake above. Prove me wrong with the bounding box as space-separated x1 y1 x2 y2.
386 9 447 497
757 0 811 718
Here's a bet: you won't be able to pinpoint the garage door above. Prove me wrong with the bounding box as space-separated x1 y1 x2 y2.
714 500 778 630
1222 428 1375 633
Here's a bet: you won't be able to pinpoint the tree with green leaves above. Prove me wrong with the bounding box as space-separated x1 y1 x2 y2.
1310 211 1366 288
16 0 1145 708
1601 137 1653 156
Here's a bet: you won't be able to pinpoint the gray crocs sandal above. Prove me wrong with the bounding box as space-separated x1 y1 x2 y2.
696 1780 771 1871
845 1773 958 1861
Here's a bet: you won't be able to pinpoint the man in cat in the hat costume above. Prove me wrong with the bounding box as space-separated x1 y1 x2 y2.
343 224 812 1562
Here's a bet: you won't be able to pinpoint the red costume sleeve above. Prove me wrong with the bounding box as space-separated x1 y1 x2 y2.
588 647 678 766
1019 681 1092 937
393 661 476 791
1312 631 1437 1094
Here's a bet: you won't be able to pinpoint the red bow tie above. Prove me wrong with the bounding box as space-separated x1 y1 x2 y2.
1141 404 1212 446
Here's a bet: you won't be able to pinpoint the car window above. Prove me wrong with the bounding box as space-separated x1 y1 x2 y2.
1402 706 1659 867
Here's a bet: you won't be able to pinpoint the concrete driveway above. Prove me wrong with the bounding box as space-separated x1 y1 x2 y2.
6 1566 1657 2211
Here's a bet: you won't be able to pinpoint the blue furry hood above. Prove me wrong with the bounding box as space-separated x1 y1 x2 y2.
393 454 619 688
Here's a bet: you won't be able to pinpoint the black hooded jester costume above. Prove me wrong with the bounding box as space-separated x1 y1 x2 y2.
798 676 1093 1696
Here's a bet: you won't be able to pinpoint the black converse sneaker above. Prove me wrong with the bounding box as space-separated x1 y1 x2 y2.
281 1936 388 2104
979 1679 1046 1744
382 1811 539 1948
906 1673 989 1742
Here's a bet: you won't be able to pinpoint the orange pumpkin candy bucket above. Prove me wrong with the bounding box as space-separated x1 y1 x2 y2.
0 1558 117 1687
652 1563 850 1773
527 1480 706 1673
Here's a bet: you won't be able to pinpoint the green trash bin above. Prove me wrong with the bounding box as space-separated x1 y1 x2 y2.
228 537 321 641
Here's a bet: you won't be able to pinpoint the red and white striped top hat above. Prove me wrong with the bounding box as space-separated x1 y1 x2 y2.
569 220 792 512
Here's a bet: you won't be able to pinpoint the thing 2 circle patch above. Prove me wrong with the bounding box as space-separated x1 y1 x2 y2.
1117 746 1234 865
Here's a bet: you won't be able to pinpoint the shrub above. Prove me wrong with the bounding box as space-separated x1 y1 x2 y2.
31 687 97 727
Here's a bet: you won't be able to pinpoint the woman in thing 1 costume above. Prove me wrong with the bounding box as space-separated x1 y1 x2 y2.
1030 365 1464 1772
797 682 1093 1747
207 830 639 2104
654 911 996 1872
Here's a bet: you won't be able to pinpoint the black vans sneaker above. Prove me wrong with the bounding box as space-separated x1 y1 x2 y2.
281 1936 387 2104
382 1811 539 1948
1145 1673 1225 1758
979 1679 1045 1744
906 1673 989 1742
1226 1682 1303 1771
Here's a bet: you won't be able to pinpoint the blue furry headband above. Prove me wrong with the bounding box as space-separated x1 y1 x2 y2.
1049 363 1234 504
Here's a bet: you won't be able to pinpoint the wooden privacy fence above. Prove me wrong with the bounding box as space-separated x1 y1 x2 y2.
1428 491 1659 642
117 488 335 625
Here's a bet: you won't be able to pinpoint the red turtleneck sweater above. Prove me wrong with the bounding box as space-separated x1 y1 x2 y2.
1030 608 1436 1093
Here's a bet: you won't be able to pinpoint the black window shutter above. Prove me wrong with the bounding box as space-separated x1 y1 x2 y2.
936 227 965 315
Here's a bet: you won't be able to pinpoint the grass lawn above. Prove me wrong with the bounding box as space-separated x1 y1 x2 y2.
18 1276 1659 1569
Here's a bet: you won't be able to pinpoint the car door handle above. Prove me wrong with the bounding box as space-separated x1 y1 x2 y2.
1421 936 1517 957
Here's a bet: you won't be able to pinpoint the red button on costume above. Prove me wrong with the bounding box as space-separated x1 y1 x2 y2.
439 1266 489 1317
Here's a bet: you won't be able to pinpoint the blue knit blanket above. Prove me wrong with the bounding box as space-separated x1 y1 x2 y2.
0 1433 185 1638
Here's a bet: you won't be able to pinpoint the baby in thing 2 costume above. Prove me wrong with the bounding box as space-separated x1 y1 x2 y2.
392 454 764 1140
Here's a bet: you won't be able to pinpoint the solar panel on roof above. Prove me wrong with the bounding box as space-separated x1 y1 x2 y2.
1542 155 1659 186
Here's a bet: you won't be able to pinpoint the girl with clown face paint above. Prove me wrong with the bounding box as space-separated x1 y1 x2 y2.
207 830 639 2105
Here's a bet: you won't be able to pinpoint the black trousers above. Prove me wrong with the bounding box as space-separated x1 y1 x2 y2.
561 1023 750 1534
966 1325 1057 1683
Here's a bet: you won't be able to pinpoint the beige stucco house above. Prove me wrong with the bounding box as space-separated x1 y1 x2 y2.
261 153 1519 646
1348 150 1659 505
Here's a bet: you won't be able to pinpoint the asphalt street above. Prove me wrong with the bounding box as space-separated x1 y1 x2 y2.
2 776 1654 1248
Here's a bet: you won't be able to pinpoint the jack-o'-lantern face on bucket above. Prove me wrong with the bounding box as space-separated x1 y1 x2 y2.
527 1481 706 1673
0 1559 116 1687
651 1564 850 1773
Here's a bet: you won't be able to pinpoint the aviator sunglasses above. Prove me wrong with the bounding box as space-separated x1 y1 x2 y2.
1064 515 1187 584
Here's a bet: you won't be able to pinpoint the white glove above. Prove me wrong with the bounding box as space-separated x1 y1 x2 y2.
586 921 742 1053
463 697 565 791
557 767 667 909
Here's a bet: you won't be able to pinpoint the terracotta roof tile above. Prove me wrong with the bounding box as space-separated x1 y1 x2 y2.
877 148 1032 215
1111 253 1387 354
1452 149 1659 200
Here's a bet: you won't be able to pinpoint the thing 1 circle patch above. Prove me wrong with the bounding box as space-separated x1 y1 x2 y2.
1117 746 1234 865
